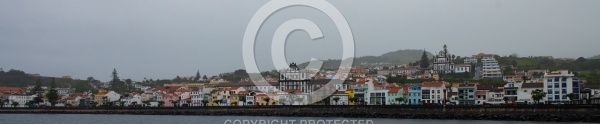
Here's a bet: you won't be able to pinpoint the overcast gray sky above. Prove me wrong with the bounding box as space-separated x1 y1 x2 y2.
1 0 599 82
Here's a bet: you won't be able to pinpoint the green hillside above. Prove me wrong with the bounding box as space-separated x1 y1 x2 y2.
298 49 433 69
590 55 600 59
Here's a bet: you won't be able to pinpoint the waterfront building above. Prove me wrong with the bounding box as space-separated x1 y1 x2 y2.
330 91 349 105
543 70 581 104
279 63 310 93
458 83 476 105
7 95 34 107
407 84 421 105
517 83 544 104
386 87 404 105
487 87 504 105
504 82 519 104
420 81 446 104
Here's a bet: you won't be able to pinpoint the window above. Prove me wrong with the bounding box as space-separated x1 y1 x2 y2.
554 83 559 88
524 90 527 92
548 89 553 94
555 95 560 99
573 82 579 87
562 83 567 88
547 84 552 88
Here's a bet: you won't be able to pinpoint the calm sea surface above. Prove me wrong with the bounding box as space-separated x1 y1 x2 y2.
0 114 592 124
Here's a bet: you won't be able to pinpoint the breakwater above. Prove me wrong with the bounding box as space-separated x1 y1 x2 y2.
1 105 599 122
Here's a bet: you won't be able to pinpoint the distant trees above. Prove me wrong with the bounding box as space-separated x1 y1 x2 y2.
194 70 201 81
46 78 59 107
31 78 44 105
420 50 430 69
109 69 133 93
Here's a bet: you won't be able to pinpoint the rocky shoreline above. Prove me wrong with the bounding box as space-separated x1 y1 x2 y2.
1 106 599 123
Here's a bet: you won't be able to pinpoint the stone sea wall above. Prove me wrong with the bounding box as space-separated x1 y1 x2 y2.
1 105 599 122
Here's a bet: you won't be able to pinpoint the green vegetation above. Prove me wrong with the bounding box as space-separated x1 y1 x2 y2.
298 49 433 69
109 69 135 93
46 78 59 107
531 89 546 104
589 55 600 59
0 69 75 87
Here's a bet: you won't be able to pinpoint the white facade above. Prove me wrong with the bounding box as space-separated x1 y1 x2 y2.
420 82 446 104
330 95 349 105
104 91 121 102
432 46 454 74
517 86 544 104
543 70 580 104
481 57 502 79
8 95 34 107
454 64 471 73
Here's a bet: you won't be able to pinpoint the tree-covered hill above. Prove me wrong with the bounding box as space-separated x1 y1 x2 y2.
0 69 78 87
298 49 434 69
590 55 600 59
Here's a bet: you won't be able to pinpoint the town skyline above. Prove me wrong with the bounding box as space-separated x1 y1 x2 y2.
2 0 600 81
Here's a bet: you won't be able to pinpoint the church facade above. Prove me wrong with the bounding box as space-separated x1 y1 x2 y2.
432 45 455 74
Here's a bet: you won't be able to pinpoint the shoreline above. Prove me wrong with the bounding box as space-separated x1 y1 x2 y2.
1 106 599 122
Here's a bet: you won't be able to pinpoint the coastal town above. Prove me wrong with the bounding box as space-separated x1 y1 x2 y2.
1 45 600 108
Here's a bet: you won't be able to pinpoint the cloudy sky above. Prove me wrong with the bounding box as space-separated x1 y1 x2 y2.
1 0 599 82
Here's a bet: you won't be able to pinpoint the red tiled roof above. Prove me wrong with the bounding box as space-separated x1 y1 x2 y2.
227 86 241 91
388 87 401 93
357 78 366 84
422 82 444 87
0 86 23 93
475 91 487 95
403 87 409 94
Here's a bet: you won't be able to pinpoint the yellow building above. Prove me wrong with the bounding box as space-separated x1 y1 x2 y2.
93 90 107 106
255 94 278 106
345 89 355 105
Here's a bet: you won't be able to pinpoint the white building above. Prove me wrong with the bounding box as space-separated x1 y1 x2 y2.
8 95 35 107
543 70 581 104
516 83 544 104
463 57 478 64
330 91 349 105
104 91 121 102
432 45 454 74
420 81 446 104
481 56 502 79
454 64 471 73
279 63 310 93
